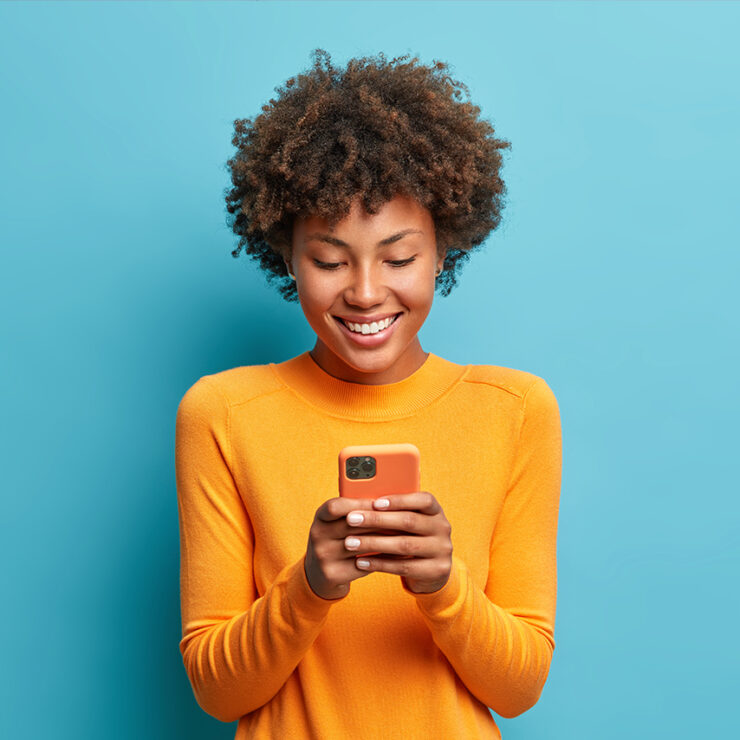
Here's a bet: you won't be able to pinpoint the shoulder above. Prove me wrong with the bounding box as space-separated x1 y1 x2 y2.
176 362 286 417
459 363 561 429
461 363 555 402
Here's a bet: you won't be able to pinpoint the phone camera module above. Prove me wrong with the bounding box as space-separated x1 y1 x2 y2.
345 455 376 480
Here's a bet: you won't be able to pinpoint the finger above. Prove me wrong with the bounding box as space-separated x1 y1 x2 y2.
354 555 444 579
309 528 377 567
344 534 435 558
345 509 433 534
321 518 392 543
315 496 379 523
312 557 376 591
371 492 441 515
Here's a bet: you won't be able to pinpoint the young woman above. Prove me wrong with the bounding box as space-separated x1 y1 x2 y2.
175 49 562 739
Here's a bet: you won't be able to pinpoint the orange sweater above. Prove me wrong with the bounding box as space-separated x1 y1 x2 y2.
175 350 562 738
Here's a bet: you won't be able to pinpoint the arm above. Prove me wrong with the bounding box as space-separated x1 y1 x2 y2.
403 377 562 718
175 377 342 723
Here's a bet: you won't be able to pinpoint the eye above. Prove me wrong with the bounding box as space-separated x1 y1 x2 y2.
388 257 416 267
313 260 342 270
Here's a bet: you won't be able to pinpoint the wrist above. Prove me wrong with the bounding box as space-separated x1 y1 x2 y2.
402 574 450 594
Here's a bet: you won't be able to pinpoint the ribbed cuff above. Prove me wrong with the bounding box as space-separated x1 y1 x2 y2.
283 556 349 621
401 555 468 618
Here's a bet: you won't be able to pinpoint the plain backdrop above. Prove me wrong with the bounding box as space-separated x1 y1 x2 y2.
1 1 738 738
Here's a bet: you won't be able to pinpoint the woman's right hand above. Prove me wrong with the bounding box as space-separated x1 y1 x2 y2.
304 496 378 600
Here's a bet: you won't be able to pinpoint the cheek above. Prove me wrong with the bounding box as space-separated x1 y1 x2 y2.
402 275 436 308
296 284 340 331
296 276 333 308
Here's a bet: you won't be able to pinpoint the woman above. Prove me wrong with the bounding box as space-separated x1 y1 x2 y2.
175 49 562 739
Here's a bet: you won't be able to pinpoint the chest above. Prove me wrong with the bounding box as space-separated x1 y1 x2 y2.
228 399 517 594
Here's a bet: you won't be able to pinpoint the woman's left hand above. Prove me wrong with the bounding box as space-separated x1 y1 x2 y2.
344 491 452 594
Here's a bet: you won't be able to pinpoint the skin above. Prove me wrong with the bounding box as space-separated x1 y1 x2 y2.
284 194 454 599
285 193 445 385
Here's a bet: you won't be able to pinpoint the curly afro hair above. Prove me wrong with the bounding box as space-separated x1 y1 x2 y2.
225 48 511 302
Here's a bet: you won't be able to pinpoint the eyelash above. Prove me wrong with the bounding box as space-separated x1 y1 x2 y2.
314 257 417 270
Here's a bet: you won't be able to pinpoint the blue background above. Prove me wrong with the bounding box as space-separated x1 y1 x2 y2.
2 1 738 738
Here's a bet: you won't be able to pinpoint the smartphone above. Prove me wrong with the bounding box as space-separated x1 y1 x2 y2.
338 443 421 557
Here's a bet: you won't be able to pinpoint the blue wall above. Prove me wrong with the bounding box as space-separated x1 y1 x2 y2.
1 2 737 737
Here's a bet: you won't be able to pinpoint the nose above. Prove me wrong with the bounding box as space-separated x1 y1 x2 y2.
343 263 387 308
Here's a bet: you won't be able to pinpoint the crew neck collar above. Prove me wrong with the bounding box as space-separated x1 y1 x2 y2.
270 351 467 420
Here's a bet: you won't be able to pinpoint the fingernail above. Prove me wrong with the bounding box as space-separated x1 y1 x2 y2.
345 537 361 550
356 559 370 569
374 498 390 508
347 512 364 525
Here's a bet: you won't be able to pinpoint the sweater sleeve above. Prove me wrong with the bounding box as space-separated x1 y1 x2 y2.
175 376 344 723
402 376 562 718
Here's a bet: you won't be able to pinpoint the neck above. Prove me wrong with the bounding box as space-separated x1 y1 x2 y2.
271 349 467 420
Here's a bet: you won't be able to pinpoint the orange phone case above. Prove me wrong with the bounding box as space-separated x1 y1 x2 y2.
338 443 421 557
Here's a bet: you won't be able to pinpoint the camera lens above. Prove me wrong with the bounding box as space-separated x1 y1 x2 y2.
348 469 359 479
361 460 373 472
348 457 360 466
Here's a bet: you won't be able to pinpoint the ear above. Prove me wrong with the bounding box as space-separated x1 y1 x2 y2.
283 257 293 275
436 249 447 274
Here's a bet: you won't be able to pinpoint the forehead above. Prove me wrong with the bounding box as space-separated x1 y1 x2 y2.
295 194 433 237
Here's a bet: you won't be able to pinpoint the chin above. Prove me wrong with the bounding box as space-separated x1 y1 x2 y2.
328 344 403 374
342 350 396 370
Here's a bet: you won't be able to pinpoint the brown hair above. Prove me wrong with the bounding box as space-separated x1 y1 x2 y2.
225 48 511 302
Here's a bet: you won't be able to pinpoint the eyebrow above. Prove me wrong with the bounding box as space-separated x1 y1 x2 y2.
305 228 423 248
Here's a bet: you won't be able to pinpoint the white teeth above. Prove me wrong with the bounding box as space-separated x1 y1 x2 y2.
343 315 398 335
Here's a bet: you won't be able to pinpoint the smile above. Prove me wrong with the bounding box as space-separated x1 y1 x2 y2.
339 314 400 334
333 313 402 346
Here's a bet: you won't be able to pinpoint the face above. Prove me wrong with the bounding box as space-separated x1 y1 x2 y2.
286 193 446 384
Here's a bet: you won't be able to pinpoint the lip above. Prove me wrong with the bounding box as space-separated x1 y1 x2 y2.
334 312 402 347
